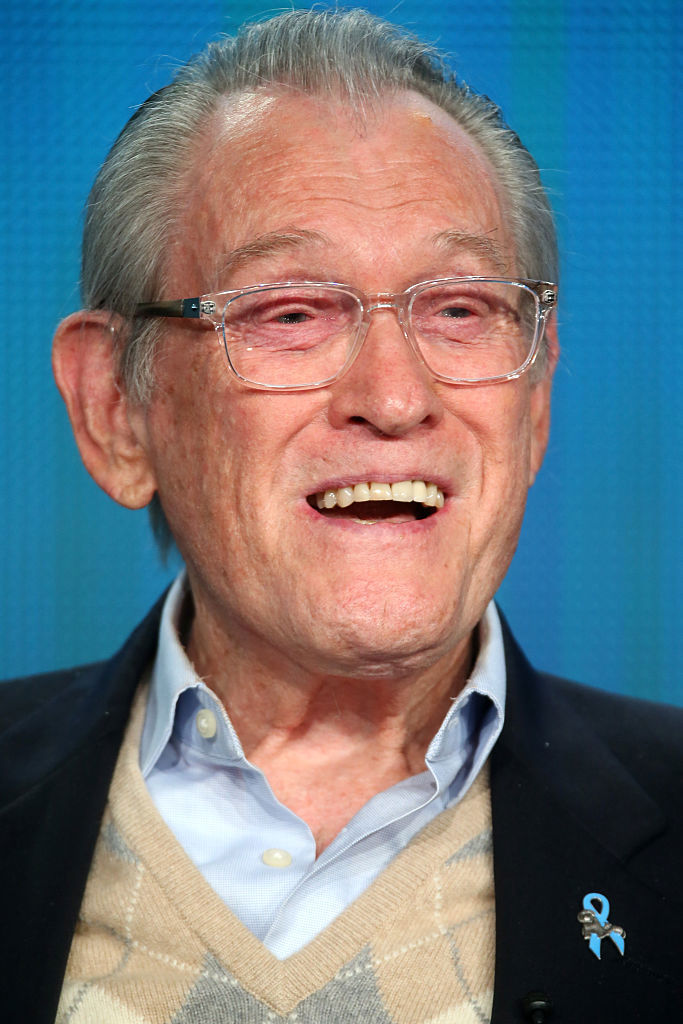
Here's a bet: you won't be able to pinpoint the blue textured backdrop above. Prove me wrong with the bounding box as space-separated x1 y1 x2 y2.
2 1 681 702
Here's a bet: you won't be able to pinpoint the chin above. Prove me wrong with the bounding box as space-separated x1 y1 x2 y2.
305 594 464 678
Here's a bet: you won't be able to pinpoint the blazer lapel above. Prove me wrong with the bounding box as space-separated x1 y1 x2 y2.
490 624 683 1021
0 598 164 1023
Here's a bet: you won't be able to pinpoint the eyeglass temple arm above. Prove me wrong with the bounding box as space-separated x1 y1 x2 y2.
135 298 204 319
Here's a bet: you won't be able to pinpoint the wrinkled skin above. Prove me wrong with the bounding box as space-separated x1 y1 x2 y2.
53 90 556 845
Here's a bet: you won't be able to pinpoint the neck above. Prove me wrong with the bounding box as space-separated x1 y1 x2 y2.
183 587 477 853
186 590 475 751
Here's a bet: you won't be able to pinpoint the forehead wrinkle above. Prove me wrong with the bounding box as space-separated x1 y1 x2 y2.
432 230 510 276
210 228 331 284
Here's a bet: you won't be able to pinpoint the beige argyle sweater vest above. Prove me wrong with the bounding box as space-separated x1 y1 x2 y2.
57 687 495 1023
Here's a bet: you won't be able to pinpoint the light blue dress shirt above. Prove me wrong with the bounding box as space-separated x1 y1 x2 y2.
141 574 506 959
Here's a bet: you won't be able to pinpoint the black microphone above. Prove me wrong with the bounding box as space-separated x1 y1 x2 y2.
521 991 553 1023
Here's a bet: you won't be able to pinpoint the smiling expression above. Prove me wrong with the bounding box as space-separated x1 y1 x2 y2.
131 89 555 686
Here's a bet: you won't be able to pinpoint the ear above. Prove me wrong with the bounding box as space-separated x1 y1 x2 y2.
528 317 559 486
52 310 157 509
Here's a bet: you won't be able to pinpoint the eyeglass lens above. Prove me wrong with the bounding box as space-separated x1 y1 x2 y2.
220 281 539 388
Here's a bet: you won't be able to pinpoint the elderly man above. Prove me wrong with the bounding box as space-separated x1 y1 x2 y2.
2 9 681 1023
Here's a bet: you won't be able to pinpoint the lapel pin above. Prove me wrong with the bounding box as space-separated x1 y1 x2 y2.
578 892 625 959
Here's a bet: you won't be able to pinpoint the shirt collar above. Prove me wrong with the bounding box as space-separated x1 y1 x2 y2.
140 572 218 775
426 595 506 762
140 570 506 778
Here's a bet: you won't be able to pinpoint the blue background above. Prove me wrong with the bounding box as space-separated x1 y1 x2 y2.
2 1 681 703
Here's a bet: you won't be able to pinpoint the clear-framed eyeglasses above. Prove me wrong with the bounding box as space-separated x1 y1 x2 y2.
135 278 557 391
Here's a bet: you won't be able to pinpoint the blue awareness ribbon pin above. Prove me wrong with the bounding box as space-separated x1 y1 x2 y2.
579 892 626 959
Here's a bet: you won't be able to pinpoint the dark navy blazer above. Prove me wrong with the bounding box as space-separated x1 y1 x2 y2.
1 599 682 1022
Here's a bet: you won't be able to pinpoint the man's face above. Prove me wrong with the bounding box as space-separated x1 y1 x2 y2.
133 90 555 682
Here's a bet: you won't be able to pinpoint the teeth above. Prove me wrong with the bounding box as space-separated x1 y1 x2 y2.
314 480 444 511
369 481 392 500
336 486 354 508
411 480 427 502
391 481 413 502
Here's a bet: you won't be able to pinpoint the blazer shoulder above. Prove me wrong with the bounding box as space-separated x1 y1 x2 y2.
0 596 165 804
0 592 167 736
541 672 683 751
0 662 105 731
500 619 683 829
501 615 683 767
534 671 683 814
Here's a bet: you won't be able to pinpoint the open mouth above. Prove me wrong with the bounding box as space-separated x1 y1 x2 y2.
307 480 445 523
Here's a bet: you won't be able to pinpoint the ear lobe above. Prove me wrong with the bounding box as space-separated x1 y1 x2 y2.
528 318 559 486
52 310 157 509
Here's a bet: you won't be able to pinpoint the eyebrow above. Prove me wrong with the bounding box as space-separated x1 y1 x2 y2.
431 230 510 275
212 229 329 281
211 226 510 283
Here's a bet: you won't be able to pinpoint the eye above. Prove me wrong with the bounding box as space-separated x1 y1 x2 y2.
232 295 326 328
276 310 311 324
437 304 476 319
413 290 490 335
415 287 492 322
242 293 338 326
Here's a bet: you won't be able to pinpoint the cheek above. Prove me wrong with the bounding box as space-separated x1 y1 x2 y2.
457 389 534 588
141 352 239 536
144 347 317 545
451 383 533 491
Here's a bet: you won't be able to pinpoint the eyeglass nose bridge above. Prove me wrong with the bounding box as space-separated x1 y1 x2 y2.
365 292 400 312
363 291 416 320
350 290 429 375
360 290 416 335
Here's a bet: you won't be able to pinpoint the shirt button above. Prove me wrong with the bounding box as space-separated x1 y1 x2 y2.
262 848 293 868
195 708 217 739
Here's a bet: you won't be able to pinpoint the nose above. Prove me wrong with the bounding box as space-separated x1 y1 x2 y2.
326 302 444 436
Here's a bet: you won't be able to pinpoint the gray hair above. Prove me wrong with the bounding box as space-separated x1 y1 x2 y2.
81 8 558 549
